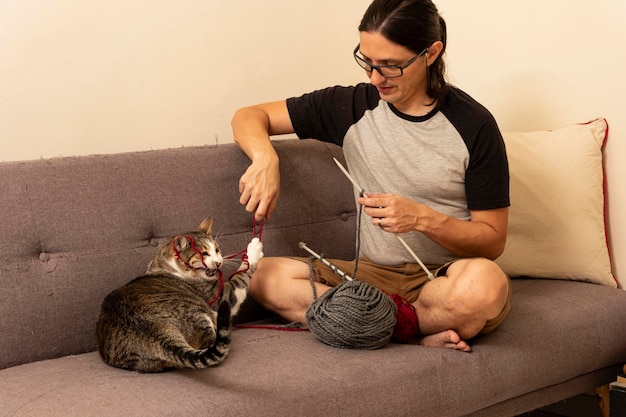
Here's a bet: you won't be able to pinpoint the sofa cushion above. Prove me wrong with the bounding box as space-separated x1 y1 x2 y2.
496 118 616 287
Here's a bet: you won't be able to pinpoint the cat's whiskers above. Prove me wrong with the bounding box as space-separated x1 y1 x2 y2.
222 251 243 260
220 258 244 273
221 257 240 266
213 225 226 243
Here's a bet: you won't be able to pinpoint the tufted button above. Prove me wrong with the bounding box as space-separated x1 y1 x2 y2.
39 252 50 262
340 212 349 221
149 238 160 247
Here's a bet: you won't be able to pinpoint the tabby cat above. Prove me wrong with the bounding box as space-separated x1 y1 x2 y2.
96 217 263 373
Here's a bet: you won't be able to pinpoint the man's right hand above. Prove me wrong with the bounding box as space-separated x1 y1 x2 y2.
238 156 280 221
232 100 293 221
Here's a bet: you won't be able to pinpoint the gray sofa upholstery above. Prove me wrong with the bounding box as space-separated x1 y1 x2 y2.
1 139 625 417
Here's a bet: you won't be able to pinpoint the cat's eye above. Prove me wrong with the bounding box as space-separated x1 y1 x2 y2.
201 252 209 256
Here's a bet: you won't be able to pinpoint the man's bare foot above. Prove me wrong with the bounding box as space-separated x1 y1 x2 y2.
419 330 471 352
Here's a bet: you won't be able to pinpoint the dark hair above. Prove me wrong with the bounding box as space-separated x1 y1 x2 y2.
359 0 448 103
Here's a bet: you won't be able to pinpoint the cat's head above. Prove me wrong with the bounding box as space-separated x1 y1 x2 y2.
168 217 223 278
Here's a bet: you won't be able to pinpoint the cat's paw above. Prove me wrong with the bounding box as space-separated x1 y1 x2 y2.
246 237 264 267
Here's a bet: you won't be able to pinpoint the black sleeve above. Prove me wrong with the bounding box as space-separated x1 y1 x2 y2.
465 117 510 210
286 83 380 146
442 87 510 210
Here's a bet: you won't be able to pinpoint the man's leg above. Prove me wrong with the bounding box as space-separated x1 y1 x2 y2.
414 257 510 352
248 257 332 324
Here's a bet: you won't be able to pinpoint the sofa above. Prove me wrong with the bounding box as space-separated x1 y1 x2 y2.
1 126 625 417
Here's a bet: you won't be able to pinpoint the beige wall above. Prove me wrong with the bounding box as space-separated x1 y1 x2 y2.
1 1 624 284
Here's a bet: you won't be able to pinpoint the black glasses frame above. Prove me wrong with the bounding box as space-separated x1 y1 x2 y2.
353 43 428 78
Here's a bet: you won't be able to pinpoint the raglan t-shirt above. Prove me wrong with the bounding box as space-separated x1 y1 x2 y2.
286 83 509 266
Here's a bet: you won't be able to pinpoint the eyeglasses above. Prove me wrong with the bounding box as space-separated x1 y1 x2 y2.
353 44 428 78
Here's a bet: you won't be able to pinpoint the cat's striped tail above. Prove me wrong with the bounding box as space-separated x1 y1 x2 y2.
171 300 233 369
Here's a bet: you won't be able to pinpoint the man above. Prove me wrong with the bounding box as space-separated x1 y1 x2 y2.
231 0 511 351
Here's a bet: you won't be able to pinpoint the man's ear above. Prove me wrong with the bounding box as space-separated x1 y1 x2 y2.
425 40 444 66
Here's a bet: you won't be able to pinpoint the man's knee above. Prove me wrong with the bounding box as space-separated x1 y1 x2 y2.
247 257 309 305
248 257 281 299
447 258 509 318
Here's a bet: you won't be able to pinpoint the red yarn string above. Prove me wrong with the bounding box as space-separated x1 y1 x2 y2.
207 271 225 306
254 218 264 240
214 218 265 304
172 235 208 271
234 324 309 332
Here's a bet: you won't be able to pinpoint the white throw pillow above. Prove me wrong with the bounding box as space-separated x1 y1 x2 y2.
496 118 617 287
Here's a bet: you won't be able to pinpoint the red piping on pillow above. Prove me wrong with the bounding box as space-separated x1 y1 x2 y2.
583 118 618 287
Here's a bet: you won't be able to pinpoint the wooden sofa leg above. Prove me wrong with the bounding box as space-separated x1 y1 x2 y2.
595 384 610 417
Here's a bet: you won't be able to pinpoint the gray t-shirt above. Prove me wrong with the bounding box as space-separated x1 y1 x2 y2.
286 83 509 265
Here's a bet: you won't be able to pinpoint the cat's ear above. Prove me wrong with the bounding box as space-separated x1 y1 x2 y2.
172 235 191 252
199 217 213 234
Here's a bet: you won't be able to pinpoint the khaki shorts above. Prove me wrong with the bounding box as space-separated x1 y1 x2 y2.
294 256 512 337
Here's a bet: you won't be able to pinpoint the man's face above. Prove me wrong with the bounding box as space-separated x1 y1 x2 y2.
357 31 430 114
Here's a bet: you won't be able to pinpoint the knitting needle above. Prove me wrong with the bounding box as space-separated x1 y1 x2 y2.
333 157 365 196
298 241 354 281
332 158 435 281
395 234 435 281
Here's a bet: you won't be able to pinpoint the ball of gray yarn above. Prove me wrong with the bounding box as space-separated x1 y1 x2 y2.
305 280 397 349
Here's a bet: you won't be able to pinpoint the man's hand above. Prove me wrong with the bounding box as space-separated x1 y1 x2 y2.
232 101 293 222
358 193 422 233
359 192 508 259
238 157 280 221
